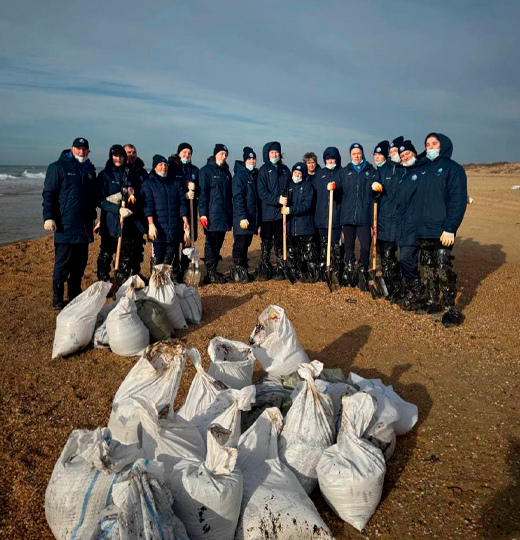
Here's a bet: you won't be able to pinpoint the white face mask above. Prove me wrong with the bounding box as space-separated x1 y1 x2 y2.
181 158 191 164
391 154 400 163
270 157 280 164
156 171 167 178
246 164 254 171
325 163 336 170
216 160 224 166
426 149 440 161
376 160 386 168
292 175 302 183
352 159 363 167
403 156 417 167
75 155 87 163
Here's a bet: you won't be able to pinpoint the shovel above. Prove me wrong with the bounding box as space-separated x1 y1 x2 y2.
368 202 388 299
282 206 296 285
184 198 201 288
115 200 125 271
325 189 341 292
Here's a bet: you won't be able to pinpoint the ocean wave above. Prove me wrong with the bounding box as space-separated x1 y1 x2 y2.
0 174 17 180
22 170 45 180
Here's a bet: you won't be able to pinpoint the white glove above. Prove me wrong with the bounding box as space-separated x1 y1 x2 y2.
372 181 383 192
279 195 288 206
148 223 158 240
281 207 290 215
185 190 195 200
44 219 56 232
440 231 455 246
188 182 196 191
119 207 133 219
240 219 249 229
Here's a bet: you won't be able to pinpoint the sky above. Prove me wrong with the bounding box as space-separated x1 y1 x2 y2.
1 0 519 167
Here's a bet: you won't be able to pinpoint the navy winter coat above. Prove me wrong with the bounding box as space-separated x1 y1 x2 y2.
168 158 200 240
414 133 468 239
339 161 379 226
42 150 97 244
257 142 291 222
141 171 188 243
232 161 259 235
286 179 315 236
374 161 403 242
198 158 233 232
129 157 148 186
314 147 342 230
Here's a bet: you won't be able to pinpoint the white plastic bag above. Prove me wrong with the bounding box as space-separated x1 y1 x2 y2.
106 296 150 357
108 341 187 444
208 337 255 389
317 393 386 531
279 361 335 493
115 275 147 302
177 348 228 421
91 459 190 540
236 407 333 540
249 305 309 376
171 425 243 540
147 264 187 330
175 283 202 324
52 281 112 358
45 427 142 540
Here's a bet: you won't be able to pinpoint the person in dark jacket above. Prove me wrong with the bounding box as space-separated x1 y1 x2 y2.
389 136 404 165
314 147 343 281
42 137 97 309
415 133 468 326
256 141 291 280
141 155 189 270
168 142 200 280
371 140 403 301
338 143 379 290
231 147 259 283
283 162 318 282
303 152 320 182
96 145 142 284
199 144 233 284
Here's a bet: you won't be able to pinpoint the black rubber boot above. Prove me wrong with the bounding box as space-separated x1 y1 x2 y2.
67 279 82 302
400 277 426 311
318 236 328 281
97 250 113 282
203 259 227 284
230 258 249 283
332 244 344 284
416 247 442 314
436 249 465 327
287 243 301 281
342 260 358 287
52 283 66 310
357 264 370 292
381 247 402 302
243 258 255 282
255 240 273 281
272 243 285 280
301 240 319 283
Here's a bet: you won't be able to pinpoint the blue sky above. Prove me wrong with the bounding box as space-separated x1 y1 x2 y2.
1 0 519 167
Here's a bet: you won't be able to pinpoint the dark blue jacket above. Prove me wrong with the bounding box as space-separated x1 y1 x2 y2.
168 157 200 240
414 134 468 239
42 150 97 244
129 157 148 186
339 161 379 226
141 171 188 243
198 158 233 232
314 148 342 230
374 161 403 242
232 160 259 235
286 179 315 236
257 142 291 222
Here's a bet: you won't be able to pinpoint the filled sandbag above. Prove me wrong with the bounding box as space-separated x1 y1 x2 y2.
175 283 202 324
279 361 335 493
45 427 142 540
108 341 186 444
106 296 149 357
208 337 255 389
147 264 187 330
52 281 112 358
317 393 386 532
115 274 147 301
170 426 243 540
249 305 309 376
91 459 189 540
236 408 333 540
135 297 172 342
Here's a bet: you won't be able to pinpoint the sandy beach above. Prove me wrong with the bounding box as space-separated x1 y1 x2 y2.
0 165 519 539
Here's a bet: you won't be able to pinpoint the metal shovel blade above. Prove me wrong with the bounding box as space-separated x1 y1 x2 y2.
325 266 341 293
284 263 296 285
368 271 379 299
184 263 201 288
376 273 389 297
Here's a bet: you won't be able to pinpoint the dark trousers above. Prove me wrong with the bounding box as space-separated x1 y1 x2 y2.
318 228 341 245
288 234 314 247
260 220 283 247
53 243 89 287
342 224 371 267
232 234 253 261
377 240 397 258
204 230 226 261
152 241 180 266
400 244 419 279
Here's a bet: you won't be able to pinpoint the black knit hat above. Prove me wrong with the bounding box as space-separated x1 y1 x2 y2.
292 162 307 174
349 142 364 156
390 136 405 150
152 154 168 169
109 144 126 158
398 140 417 155
213 143 228 156
373 140 390 157
268 141 282 154
243 146 256 161
72 137 89 149
177 142 193 154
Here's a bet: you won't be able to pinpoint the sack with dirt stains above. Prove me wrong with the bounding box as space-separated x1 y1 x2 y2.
135 297 172 343
106 296 150 357
108 341 187 444
175 283 202 324
91 459 190 540
52 281 112 358
279 361 335 494
45 426 142 540
249 305 309 377
92 301 118 349
115 274 147 302
147 264 187 330
235 407 333 540
170 425 243 540
317 393 386 532
208 337 255 389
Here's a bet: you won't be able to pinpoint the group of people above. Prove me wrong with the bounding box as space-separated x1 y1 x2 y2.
42 132 467 327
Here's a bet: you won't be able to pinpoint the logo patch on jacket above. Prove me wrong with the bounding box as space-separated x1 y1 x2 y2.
412 175 418 181
365 172 370 177
437 168 443 174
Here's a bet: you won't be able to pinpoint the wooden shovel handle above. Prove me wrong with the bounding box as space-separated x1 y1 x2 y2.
282 209 287 261
115 200 125 270
326 189 333 267
189 198 194 245
372 202 378 271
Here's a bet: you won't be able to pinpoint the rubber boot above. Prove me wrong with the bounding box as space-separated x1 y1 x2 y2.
287 242 301 281
203 259 227 285
357 264 370 292
272 242 285 280
230 258 249 283
67 279 82 302
400 277 426 311
382 248 402 303
415 245 442 314
242 258 255 282
332 244 344 284
97 250 113 282
318 236 328 281
52 283 65 310
436 249 465 327
255 239 273 281
342 260 358 287
302 240 319 283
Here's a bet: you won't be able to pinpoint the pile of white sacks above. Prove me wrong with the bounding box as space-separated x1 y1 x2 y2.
51 264 202 359
46 305 418 539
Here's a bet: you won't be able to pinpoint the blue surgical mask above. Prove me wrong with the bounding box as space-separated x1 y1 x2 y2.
270 157 280 164
426 149 440 161
352 159 363 167
246 164 254 171
325 163 336 170
376 160 386 168
292 175 302 183
181 158 191 164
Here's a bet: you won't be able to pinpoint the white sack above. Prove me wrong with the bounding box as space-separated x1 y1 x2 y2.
52 281 112 358
108 341 187 444
317 393 386 531
249 305 309 377
115 275 147 301
147 264 187 330
171 425 243 540
175 283 203 324
235 408 333 540
45 427 142 540
208 337 255 389
106 296 150 357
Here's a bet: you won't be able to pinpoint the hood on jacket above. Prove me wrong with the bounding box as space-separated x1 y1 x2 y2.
106 144 128 168
131 156 145 169
323 147 342 168
207 156 230 171
262 141 282 163
424 132 453 159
